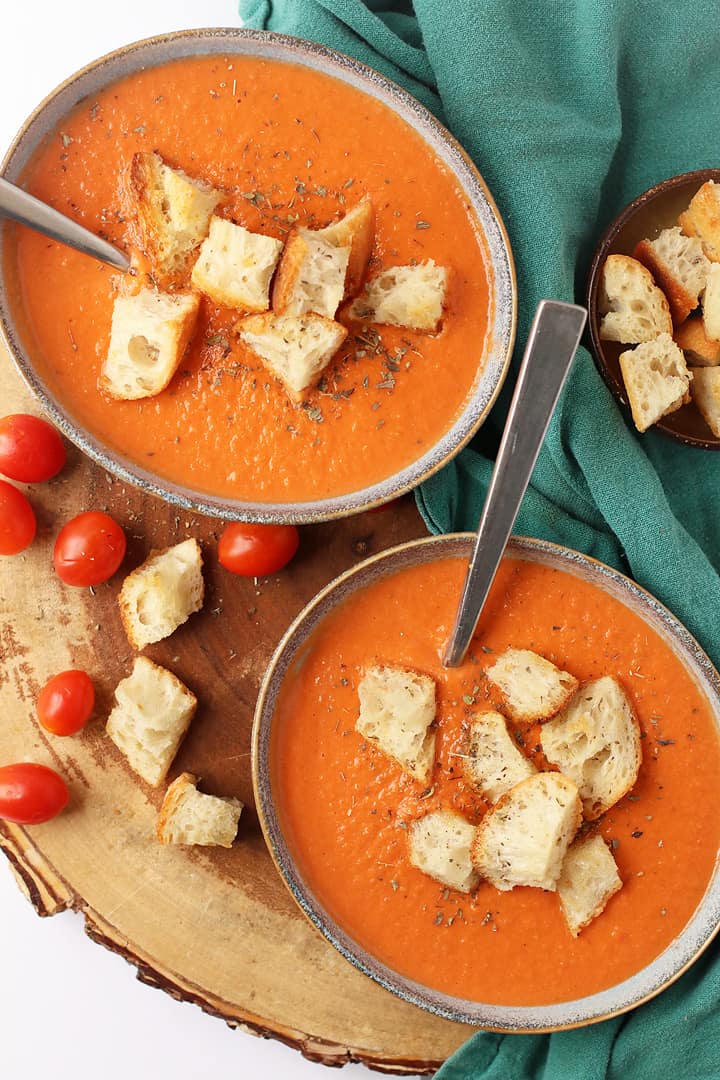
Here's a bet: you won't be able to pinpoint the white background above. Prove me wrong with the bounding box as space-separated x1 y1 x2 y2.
0 4 423 1078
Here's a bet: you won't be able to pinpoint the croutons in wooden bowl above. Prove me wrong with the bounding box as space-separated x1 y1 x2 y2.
253 532 720 1031
587 168 720 450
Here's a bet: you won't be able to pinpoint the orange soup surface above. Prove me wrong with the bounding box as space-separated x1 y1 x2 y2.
8 55 491 503
272 556 720 1006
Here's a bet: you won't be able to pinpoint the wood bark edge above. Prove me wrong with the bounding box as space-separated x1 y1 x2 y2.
0 826 440 1074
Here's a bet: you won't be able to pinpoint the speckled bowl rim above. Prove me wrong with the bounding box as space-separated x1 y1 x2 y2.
586 167 720 452
252 533 720 1030
0 27 517 523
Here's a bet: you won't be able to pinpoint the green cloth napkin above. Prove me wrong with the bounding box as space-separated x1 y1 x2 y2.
240 2 720 1076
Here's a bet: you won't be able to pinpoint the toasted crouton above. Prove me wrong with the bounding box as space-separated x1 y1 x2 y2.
619 333 691 432
157 772 242 847
191 216 283 312
540 676 641 819
471 773 581 892
678 180 720 262
690 367 720 437
598 254 672 343
675 315 720 367
703 263 720 342
634 227 709 325
309 196 374 298
106 657 197 787
485 648 578 724
100 288 200 401
347 261 447 332
557 834 622 936
272 231 350 318
237 311 347 402
463 711 537 803
119 539 204 651
129 152 222 277
356 665 436 785
408 810 479 893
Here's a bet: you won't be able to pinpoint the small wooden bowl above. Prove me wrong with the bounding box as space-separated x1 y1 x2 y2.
586 168 720 450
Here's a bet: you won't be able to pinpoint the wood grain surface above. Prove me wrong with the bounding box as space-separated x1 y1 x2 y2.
0 343 478 1073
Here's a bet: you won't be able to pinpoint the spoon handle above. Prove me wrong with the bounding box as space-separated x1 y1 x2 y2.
443 299 587 668
0 175 131 272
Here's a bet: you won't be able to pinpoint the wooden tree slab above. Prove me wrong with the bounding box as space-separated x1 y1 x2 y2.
0 343 477 1073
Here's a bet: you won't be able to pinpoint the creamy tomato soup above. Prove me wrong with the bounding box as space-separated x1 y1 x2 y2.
272 555 720 1006
7 55 491 503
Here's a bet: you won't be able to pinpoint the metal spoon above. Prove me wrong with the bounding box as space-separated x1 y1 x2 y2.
443 299 587 668
0 175 131 272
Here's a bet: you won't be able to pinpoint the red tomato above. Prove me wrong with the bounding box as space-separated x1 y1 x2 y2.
53 511 126 586
0 479 36 554
218 522 299 577
0 763 69 824
37 670 95 736
0 413 66 483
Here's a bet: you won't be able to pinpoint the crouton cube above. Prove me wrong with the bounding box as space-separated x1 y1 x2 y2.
634 227 709 325
272 231 350 318
119 539 204 651
557 834 622 936
157 772 242 848
619 333 691 432
311 196 374 298
347 261 447 332
485 648 578 724
598 254 672 344
191 216 283 312
471 773 581 891
675 315 720 367
463 710 537 803
106 657 197 788
703 263 720 342
237 311 347 402
540 676 641 820
129 151 222 277
100 288 200 401
690 367 720 437
678 180 720 262
356 665 436 784
408 809 479 893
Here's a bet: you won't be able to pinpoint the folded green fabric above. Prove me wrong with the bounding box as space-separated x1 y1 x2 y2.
240 2 720 1076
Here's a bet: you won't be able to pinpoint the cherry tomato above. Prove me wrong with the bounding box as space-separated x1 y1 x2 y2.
37 669 95 736
218 522 299 577
0 479 36 554
0 414 66 483
53 511 126 586
0 763 69 824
